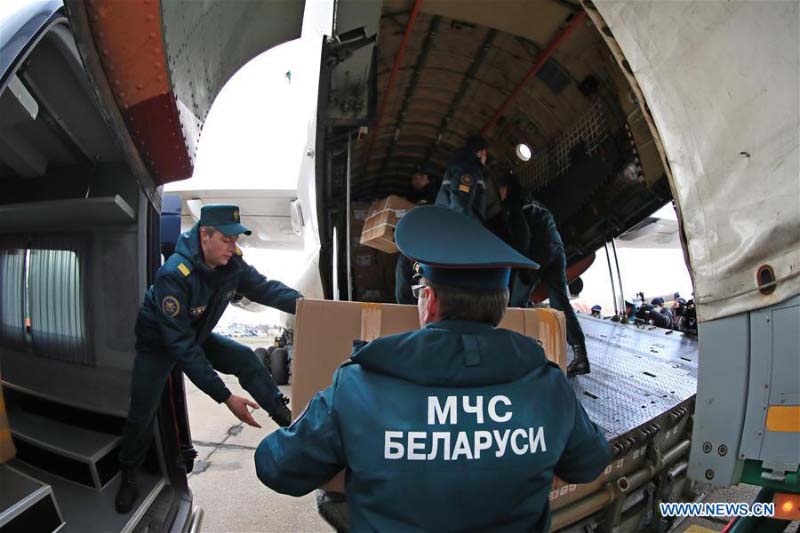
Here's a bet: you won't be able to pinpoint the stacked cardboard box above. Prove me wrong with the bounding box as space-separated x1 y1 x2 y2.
359 195 416 254
349 199 401 303
291 299 567 492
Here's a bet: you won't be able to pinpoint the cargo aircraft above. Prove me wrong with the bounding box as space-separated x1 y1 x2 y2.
0 0 796 531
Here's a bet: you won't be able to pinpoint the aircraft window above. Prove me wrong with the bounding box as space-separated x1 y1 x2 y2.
516 143 532 162
0 243 27 350
28 237 93 365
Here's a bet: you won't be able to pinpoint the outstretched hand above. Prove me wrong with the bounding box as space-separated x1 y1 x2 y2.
224 394 262 428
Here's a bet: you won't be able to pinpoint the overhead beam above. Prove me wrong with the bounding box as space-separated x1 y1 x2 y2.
422 28 498 167
481 11 586 134
376 15 441 183
360 0 424 178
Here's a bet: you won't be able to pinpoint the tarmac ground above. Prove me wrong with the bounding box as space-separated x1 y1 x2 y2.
186 374 329 533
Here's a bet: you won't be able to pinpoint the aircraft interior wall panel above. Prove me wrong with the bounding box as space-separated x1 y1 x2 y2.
93 231 139 368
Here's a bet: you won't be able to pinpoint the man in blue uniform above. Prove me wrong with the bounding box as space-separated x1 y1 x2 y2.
435 135 490 221
255 206 611 532
509 199 592 377
396 164 438 304
115 204 302 513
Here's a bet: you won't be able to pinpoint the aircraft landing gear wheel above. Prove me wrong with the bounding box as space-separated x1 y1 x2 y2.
255 347 269 367
270 348 290 385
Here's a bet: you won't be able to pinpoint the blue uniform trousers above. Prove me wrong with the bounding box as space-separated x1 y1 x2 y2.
510 252 586 349
118 333 282 468
394 254 416 305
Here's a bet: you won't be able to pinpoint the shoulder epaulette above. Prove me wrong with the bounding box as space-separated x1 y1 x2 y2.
164 254 193 277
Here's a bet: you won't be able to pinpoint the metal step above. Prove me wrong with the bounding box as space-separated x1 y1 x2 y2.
0 463 64 532
11 458 164 533
6 401 121 490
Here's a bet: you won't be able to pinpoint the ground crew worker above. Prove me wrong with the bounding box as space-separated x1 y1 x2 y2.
509 199 592 378
404 163 437 205
255 205 611 532
650 297 675 328
115 204 302 513
435 134 490 221
396 164 438 304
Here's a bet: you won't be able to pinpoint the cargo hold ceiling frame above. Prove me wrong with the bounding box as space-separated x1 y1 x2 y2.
336 0 672 266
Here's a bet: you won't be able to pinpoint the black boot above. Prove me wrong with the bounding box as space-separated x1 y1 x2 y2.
567 344 591 377
270 395 292 427
115 468 139 513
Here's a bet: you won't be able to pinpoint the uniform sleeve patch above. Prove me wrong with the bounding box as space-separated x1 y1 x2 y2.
162 296 180 317
459 174 473 192
177 263 191 277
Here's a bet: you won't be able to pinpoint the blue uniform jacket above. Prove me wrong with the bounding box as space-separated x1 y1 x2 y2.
134 225 302 403
435 148 488 221
255 320 611 532
523 201 564 270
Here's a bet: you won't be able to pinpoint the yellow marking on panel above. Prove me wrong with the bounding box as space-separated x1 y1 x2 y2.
766 405 800 432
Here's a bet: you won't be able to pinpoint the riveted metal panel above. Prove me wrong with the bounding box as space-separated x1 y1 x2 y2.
689 314 750 486
760 297 800 472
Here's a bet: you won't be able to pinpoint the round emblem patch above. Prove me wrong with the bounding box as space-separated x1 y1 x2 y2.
233 210 240 221
162 296 180 318
460 174 473 186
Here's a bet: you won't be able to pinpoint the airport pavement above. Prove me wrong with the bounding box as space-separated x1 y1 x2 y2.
185 375 330 533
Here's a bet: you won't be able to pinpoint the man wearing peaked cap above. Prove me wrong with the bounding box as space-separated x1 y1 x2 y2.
116 204 302 513
435 134 490 221
198 203 252 235
255 206 610 532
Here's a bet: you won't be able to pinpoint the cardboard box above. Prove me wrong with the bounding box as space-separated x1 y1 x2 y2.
353 288 391 302
352 266 385 289
350 202 372 224
291 299 566 492
351 248 377 269
0 368 16 463
352 252 399 292
359 195 417 254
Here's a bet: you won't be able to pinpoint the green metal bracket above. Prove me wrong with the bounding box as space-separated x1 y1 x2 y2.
740 460 800 493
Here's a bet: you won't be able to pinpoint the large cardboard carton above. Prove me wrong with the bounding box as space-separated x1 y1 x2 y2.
349 202 372 238
359 195 416 253
352 266 384 289
291 299 566 492
351 248 377 269
353 288 391 302
0 368 16 463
